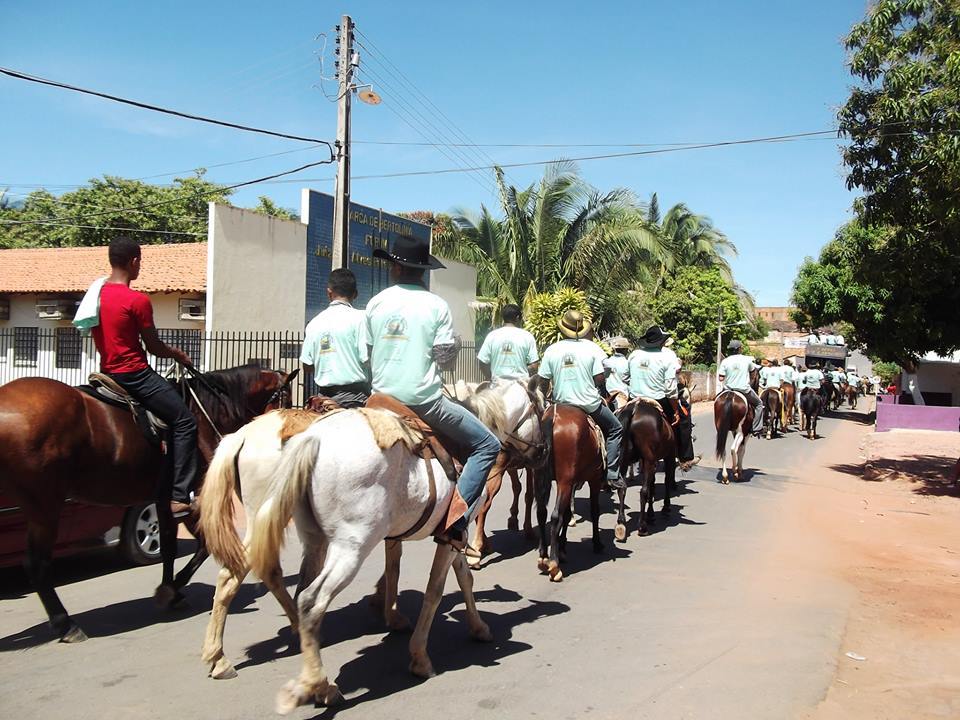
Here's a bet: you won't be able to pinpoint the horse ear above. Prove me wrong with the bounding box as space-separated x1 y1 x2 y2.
286 368 301 383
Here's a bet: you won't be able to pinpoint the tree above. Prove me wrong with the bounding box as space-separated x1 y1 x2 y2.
250 196 298 221
0 173 232 248
649 266 759 365
829 0 960 357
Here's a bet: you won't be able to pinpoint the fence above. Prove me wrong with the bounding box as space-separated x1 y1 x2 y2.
0 327 483 406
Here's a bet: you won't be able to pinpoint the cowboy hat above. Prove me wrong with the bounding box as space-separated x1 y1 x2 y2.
372 234 445 270
664 336 675 348
608 336 630 350
558 309 593 339
640 325 670 348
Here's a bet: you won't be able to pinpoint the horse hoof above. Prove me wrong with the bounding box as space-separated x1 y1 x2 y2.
210 656 238 680
614 523 627 542
638 527 651 537
470 621 493 643
466 553 482 570
59 624 88 644
507 517 519 531
410 654 436 679
547 561 563 582
275 680 310 716
386 611 412 633
537 557 550 574
320 683 343 707
567 516 578 528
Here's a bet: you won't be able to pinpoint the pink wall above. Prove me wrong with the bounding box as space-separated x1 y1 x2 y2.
876 395 960 432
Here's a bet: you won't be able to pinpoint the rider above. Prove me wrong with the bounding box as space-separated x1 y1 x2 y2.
782 358 801 411
846 368 861 393
800 362 825 398
626 325 699 470
759 358 782 391
717 339 764 437
366 235 501 550
90 237 197 519
602 336 631 400
538 310 626 491
300 268 370 408
476 303 539 382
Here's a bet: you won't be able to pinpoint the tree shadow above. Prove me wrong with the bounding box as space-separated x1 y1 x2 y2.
829 456 960 498
304 585 569 717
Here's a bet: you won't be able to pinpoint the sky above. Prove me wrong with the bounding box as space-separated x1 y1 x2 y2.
0 1 868 305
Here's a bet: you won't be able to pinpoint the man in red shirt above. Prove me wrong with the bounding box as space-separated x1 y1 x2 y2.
92 237 197 518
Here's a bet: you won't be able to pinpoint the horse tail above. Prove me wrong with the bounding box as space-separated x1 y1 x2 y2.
248 428 321 581
617 402 636 475
715 392 733 460
198 431 247 577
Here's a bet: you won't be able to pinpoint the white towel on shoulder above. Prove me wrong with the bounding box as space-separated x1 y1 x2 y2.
73 277 107 334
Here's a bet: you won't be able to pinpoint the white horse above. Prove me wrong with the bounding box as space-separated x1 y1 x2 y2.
246 408 508 714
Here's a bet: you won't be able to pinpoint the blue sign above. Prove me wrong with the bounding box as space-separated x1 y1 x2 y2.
304 191 432 319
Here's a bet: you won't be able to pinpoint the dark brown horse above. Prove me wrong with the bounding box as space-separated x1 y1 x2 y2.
714 390 755 484
760 387 782 439
614 400 676 540
799 387 821 440
845 383 858 409
533 404 605 582
0 365 295 642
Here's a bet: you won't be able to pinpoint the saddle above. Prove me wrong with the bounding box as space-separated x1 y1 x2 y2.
77 373 168 448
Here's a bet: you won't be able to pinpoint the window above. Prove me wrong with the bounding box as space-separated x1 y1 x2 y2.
56 327 82 369
14 327 38 366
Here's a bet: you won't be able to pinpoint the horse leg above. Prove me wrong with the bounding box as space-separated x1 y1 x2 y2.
662 456 676 517
468 470 502 567
614 482 628 543
736 432 748 479
534 468 552 575
202 564 246 679
275 541 368 714
409 544 461 678
638 460 655 536
507 468 521 531
153 501 182 609
167 545 209 600
450 553 493 641
589 477 603 554
24 515 85 643
382 539 410 631
523 470 536 541
730 431 743 482
567 486 578 527
547 479 572 582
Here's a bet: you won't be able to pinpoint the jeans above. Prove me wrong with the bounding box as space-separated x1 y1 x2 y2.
587 403 623 482
741 388 765 434
409 395 501 532
315 381 370 409
109 367 198 504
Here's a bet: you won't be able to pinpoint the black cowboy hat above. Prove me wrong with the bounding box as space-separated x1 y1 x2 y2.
373 234 445 270
727 339 743 352
641 325 670 347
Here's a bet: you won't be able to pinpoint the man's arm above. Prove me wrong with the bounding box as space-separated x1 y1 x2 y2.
141 327 191 366
594 372 609 400
479 361 492 380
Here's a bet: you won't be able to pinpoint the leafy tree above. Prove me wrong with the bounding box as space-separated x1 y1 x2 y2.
649 266 760 364
524 287 593 351
0 173 232 248
872 361 900 385
829 0 960 357
251 196 298 221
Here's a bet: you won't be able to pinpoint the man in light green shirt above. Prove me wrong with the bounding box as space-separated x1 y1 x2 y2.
603 337 631 398
477 304 539 382
538 310 626 490
367 235 501 552
717 339 764 435
301 268 369 408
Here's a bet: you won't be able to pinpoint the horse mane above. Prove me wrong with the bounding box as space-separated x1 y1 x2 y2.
462 385 508 436
177 364 272 427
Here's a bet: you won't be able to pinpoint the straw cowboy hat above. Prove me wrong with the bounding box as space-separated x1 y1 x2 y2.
558 309 593 339
608 336 631 351
372 234 445 270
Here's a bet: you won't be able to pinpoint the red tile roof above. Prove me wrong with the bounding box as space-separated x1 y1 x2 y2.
0 242 207 294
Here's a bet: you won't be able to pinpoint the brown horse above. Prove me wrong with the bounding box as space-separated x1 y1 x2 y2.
0 365 295 642
533 404 605 582
714 390 755 483
760 387 782 439
781 381 797 426
845 383 858 409
614 400 676 540
799 387 821 440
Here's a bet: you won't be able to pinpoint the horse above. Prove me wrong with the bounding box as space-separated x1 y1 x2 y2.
0 364 295 643
463 378 547 567
713 390 755 483
760 387 782 439
799 387 820 440
533 404 606 582
846 383 858 409
614 399 676 540
819 379 835 414
781 381 797 426
241 408 498 713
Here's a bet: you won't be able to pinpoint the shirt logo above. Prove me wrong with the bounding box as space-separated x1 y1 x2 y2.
562 353 576 368
318 333 335 354
502 341 515 355
383 315 408 340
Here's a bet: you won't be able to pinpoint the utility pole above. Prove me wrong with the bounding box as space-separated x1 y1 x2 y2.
715 305 724 370
332 15 354 270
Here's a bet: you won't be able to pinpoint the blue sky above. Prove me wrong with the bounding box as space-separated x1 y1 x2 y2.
1 1 867 305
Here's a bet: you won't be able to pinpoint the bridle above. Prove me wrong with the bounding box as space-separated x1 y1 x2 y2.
501 382 549 469
263 368 299 411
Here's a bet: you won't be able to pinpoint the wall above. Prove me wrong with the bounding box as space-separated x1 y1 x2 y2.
429 258 477 340
207 203 307 332
916 362 960 405
876 394 960 432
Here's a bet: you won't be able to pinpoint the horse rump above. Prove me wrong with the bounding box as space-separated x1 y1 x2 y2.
715 392 734 460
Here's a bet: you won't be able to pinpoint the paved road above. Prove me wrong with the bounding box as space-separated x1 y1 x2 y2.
0 401 872 719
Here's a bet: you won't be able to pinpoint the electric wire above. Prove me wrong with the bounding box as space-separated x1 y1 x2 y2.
0 220 203 237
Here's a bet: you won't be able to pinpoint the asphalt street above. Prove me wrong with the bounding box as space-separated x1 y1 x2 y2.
0 402 870 719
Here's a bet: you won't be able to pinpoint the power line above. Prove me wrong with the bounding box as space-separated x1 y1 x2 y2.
0 66 335 152
0 220 203 237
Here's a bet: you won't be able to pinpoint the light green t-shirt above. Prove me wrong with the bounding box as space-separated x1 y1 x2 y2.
364 284 454 406
847 373 861 386
759 366 783 389
300 301 369 389
603 354 630 395
539 338 606 413
780 366 798 384
718 354 760 391
800 369 824 389
477 325 539 380
627 347 678 400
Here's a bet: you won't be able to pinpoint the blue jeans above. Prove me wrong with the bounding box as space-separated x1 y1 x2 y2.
410 395 501 532
587 403 624 482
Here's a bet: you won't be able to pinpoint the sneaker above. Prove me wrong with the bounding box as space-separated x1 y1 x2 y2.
170 500 194 519
679 456 702 472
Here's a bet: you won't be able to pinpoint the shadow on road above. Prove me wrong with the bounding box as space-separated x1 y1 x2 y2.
304 585 569 718
829 457 959 498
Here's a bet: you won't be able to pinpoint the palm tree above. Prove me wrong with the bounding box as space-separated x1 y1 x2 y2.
646 193 737 281
442 163 668 335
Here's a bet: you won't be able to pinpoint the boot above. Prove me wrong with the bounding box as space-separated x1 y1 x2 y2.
668 397 682 426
